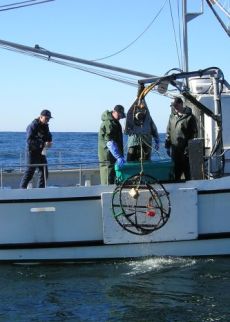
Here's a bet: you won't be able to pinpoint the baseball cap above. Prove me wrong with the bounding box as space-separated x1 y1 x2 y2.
114 105 126 119
41 109 52 118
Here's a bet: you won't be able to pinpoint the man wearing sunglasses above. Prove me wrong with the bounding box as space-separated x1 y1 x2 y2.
20 109 53 188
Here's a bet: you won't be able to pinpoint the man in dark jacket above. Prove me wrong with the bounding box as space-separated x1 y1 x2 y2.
98 105 126 184
20 109 53 188
165 97 198 180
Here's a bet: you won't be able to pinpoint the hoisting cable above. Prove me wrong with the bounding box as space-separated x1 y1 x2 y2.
205 0 230 37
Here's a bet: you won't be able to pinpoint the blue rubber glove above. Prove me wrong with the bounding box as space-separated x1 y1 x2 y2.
116 157 125 169
155 137 160 151
106 140 121 159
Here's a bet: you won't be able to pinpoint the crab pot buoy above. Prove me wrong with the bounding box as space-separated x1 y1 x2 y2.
146 210 156 217
129 187 139 199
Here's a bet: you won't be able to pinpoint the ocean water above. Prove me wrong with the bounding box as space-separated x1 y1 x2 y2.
0 132 168 169
0 132 99 168
0 257 229 322
0 132 229 322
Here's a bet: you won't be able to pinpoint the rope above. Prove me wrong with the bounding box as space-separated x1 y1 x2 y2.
138 82 158 101
140 138 144 175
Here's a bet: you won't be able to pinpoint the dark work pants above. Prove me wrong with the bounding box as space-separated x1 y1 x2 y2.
171 148 191 180
127 145 151 162
20 151 48 188
99 162 115 185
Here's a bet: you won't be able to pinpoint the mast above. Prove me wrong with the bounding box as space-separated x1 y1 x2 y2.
182 0 204 72
182 0 189 72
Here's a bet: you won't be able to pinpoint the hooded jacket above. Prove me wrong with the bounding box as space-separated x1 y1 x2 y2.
165 106 198 151
98 110 123 162
125 99 159 148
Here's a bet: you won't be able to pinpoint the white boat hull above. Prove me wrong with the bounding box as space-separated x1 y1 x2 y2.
1 239 230 263
0 177 230 262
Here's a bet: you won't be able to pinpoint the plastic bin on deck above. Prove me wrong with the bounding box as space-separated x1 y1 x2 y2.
115 159 174 183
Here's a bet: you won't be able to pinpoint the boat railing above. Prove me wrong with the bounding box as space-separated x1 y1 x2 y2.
2 147 229 188
0 160 107 189
0 148 99 169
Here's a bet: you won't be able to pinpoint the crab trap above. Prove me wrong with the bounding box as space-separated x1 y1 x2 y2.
112 173 171 235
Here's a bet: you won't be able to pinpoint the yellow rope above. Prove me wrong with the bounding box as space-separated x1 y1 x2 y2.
138 82 158 102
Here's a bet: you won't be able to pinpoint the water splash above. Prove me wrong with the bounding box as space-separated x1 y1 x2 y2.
125 256 197 275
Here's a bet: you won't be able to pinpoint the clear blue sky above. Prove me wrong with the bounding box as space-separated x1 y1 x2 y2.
0 0 229 132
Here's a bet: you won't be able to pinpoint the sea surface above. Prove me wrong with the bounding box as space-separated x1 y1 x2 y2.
0 258 229 322
0 132 229 322
0 132 100 168
0 132 169 169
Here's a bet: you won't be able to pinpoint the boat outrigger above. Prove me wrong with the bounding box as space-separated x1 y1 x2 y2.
0 0 230 262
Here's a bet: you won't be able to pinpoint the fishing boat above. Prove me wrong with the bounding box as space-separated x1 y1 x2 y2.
0 0 230 263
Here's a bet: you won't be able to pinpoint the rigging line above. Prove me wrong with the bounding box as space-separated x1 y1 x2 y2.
0 0 43 8
0 44 160 86
50 59 138 85
0 45 139 87
0 0 54 11
50 57 168 96
212 0 230 18
91 0 168 62
45 58 139 84
50 61 140 87
0 45 169 96
205 0 230 36
168 0 182 69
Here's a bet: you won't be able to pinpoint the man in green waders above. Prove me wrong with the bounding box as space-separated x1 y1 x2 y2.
98 105 126 184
